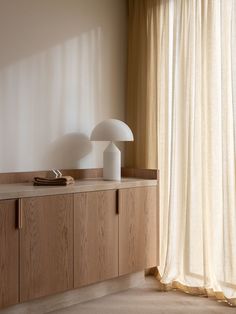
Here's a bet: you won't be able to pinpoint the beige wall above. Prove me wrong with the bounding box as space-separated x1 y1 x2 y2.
0 0 127 172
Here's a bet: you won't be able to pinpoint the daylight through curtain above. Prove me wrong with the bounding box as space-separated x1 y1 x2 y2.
127 0 236 306
157 0 236 305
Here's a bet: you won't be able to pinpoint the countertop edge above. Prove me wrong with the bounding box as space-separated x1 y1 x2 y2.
0 178 158 200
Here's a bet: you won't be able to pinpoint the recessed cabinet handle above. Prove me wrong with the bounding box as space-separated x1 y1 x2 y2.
17 199 23 229
116 190 119 215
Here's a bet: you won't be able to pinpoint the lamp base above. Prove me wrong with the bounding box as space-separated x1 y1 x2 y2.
103 142 121 181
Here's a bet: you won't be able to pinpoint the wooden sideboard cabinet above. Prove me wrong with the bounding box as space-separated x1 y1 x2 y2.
74 190 119 288
0 200 19 309
119 186 157 275
0 171 158 310
74 186 157 284
20 195 73 302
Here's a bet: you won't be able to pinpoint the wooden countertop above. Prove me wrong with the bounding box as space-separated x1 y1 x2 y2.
0 178 158 200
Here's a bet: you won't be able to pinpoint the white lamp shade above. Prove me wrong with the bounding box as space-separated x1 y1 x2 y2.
90 119 134 142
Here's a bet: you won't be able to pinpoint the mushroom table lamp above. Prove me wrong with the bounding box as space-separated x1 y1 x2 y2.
90 119 134 180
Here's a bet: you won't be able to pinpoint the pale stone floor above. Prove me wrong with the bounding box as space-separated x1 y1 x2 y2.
50 277 236 314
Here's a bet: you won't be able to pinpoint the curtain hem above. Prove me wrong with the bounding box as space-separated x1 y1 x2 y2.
153 268 236 307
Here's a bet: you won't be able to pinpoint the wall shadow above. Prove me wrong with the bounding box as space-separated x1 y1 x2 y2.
0 0 127 172
44 133 92 169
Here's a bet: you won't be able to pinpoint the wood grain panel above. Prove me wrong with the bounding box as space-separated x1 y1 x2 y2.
119 186 157 276
121 168 158 180
0 169 103 184
156 181 160 266
74 190 118 288
0 167 158 184
20 194 73 302
0 199 19 308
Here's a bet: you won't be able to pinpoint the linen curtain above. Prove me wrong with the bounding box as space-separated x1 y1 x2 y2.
126 0 236 306
125 0 157 169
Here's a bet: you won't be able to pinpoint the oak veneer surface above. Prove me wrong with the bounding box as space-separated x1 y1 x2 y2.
74 190 118 288
119 186 157 275
121 168 158 180
0 178 157 201
0 200 19 308
20 194 73 302
0 168 157 184
0 169 103 184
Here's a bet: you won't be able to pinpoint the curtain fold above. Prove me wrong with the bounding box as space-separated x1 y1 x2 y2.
125 0 157 169
126 0 236 306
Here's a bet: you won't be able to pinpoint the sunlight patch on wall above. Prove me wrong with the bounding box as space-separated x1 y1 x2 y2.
0 28 111 172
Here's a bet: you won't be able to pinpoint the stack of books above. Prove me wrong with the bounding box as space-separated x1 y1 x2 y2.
33 176 75 186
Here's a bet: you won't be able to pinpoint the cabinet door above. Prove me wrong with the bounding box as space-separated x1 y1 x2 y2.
74 190 118 288
0 200 19 308
119 186 157 276
20 195 73 302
